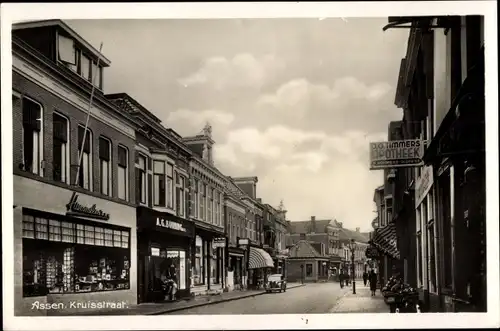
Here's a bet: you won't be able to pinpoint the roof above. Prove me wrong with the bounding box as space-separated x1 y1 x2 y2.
337 228 370 243
289 240 322 258
13 19 111 66
287 219 332 234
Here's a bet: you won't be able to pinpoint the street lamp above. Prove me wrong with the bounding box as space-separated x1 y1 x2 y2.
347 238 357 294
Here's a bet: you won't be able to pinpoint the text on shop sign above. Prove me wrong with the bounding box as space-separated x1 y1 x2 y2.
156 218 187 232
369 139 425 170
66 193 110 220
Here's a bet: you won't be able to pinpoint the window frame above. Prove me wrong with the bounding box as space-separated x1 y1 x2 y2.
175 172 185 217
98 136 112 196
137 153 148 205
117 145 129 201
166 163 174 209
21 96 44 176
77 125 93 191
153 160 166 207
52 111 70 184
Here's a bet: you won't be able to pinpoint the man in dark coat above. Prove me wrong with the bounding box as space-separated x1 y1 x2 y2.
369 270 378 296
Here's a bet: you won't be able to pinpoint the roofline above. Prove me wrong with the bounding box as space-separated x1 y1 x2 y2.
13 19 112 66
105 92 162 123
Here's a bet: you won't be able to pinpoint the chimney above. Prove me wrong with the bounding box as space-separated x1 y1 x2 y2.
356 227 360 232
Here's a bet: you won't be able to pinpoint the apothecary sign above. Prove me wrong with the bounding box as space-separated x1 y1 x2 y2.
66 193 110 220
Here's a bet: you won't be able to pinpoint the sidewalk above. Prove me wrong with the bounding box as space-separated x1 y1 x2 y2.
330 285 388 313
68 283 305 316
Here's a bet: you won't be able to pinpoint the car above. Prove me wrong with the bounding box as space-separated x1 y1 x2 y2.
265 274 287 293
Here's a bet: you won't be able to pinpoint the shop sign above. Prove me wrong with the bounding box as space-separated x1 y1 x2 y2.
238 238 249 247
156 217 187 232
365 246 379 259
369 139 425 170
212 237 226 248
415 165 434 207
66 193 110 220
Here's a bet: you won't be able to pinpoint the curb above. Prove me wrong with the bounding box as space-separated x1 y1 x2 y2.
148 284 306 315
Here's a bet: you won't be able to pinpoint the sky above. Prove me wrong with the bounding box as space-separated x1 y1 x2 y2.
66 18 409 232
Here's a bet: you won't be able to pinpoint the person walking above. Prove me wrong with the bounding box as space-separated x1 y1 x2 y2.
363 271 368 287
369 270 378 296
339 271 344 288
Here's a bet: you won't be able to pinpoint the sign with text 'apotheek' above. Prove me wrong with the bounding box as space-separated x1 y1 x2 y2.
369 139 425 170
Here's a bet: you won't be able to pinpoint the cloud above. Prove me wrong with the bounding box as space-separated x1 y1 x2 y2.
178 53 286 90
214 125 385 230
256 77 394 121
165 109 235 136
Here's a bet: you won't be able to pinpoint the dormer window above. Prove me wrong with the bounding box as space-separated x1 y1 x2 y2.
57 32 103 89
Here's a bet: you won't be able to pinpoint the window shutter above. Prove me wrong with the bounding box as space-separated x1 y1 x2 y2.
53 114 67 142
99 138 110 161
78 126 91 153
135 167 141 204
22 98 41 131
118 146 127 167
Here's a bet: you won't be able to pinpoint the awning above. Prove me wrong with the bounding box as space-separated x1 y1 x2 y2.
372 222 400 259
248 247 274 269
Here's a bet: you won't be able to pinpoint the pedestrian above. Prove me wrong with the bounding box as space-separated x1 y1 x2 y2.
339 271 344 288
369 270 377 296
363 271 368 287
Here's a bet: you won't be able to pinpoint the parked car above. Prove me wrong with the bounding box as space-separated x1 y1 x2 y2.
265 274 287 293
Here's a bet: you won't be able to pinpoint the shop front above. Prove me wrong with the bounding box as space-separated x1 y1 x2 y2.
191 222 226 295
227 246 245 291
136 206 194 303
14 176 137 316
245 241 274 289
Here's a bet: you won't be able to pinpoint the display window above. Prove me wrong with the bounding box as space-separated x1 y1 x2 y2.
149 248 187 291
22 213 130 297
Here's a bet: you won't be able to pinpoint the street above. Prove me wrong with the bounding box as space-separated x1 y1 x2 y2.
166 282 352 314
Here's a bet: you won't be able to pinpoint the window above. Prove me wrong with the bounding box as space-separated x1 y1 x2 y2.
150 249 187 290
77 126 92 190
153 161 166 207
52 113 69 183
200 183 206 221
166 164 174 209
22 213 130 297
136 154 147 204
193 179 199 218
80 54 91 81
57 34 77 68
92 61 102 88
21 97 42 175
117 146 128 201
207 188 213 223
175 172 185 217
99 137 112 196
306 263 313 277
214 191 220 227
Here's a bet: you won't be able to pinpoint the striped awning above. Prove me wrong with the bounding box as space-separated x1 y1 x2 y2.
372 222 400 259
248 247 275 269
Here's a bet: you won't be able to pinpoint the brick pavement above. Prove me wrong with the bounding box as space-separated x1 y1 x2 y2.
330 284 388 313
67 283 304 315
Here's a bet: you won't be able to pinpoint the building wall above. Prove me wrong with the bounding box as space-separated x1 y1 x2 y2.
12 69 136 204
287 260 319 283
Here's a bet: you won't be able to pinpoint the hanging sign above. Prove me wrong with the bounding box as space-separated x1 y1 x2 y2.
212 237 226 248
369 139 425 170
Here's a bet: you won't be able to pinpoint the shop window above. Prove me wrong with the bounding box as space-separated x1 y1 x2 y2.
306 263 313 277
166 164 174 209
52 112 69 183
417 230 423 287
153 160 166 207
99 137 112 196
193 236 204 286
22 213 130 297
210 245 218 285
77 126 92 190
117 145 128 201
22 97 43 175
